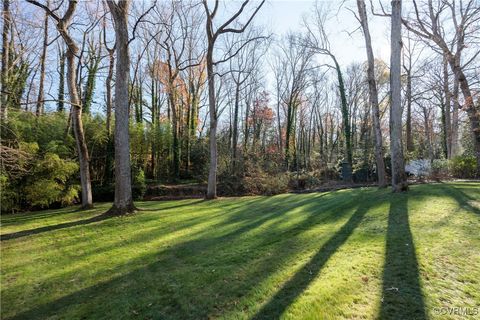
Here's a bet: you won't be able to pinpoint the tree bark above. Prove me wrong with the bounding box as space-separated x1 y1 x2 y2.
67 47 93 208
390 0 408 192
451 78 460 157
443 57 452 158
106 49 114 136
333 57 352 167
405 69 414 153
231 83 240 171
357 0 387 187
57 48 65 112
206 47 217 199
1 0 11 120
35 7 48 116
106 0 134 215
104 47 114 184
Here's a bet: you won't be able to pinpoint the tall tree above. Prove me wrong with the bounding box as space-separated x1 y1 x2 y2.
303 4 353 169
227 30 265 172
36 3 49 116
57 45 66 112
103 19 115 136
356 0 387 187
402 0 480 175
442 57 452 158
26 0 93 208
1 0 11 120
274 34 312 170
106 0 134 215
390 0 408 192
202 0 265 199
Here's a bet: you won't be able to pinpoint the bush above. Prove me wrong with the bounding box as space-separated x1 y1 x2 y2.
132 168 147 200
352 163 377 183
430 159 450 180
317 167 340 181
243 173 289 195
288 172 323 190
1 175 20 213
24 153 80 208
218 171 289 196
449 155 477 179
405 159 431 178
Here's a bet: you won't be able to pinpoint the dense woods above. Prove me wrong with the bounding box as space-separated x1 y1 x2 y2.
1 0 479 213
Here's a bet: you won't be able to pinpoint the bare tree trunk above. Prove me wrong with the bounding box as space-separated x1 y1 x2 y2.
36 6 48 116
332 57 352 167
57 48 65 112
357 0 387 187
451 78 460 157
206 48 217 199
1 0 10 120
106 49 114 136
171 94 180 179
67 49 93 208
390 0 408 192
285 100 294 170
231 84 240 171
443 57 452 158
106 0 134 215
202 0 265 198
422 107 434 162
104 46 114 184
405 69 414 153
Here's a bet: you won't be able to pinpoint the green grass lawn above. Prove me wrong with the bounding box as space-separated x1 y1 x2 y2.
1 182 479 319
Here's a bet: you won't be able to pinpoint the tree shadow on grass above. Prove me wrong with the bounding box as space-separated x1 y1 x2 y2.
4 191 364 320
443 183 480 215
1 200 211 242
379 194 427 320
251 199 374 319
58 193 339 263
137 199 207 212
0 214 111 241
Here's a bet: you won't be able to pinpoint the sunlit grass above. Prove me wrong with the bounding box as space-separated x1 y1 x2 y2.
1 182 479 319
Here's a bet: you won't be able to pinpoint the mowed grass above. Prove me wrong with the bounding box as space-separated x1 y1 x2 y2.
1 182 479 320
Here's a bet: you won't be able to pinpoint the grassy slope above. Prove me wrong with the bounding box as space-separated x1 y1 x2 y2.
1 182 479 320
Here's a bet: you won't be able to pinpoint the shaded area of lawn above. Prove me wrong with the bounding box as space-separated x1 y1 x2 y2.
0 214 110 241
252 199 373 319
380 194 426 319
1 182 479 319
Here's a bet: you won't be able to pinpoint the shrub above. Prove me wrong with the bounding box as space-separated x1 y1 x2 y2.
352 163 377 183
430 159 450 180
243 173 289 195
24 153 79 208
449 155 477 179
405 159 431 178
132 168 147 200
0 175 20 213
289 172 323 190
317 167 340 181
218 170 289 196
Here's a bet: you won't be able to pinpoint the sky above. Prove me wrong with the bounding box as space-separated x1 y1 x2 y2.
258 0 391 64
